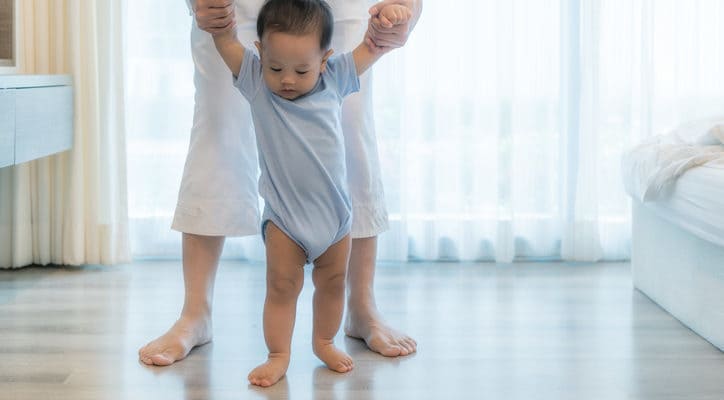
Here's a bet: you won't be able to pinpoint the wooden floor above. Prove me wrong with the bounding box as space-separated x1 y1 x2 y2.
2 261 724 400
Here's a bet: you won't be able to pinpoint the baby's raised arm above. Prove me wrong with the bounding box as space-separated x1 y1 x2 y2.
352 5 412 75
212 29 246 77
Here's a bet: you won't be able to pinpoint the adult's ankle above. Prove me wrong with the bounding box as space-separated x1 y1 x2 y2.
180 304 212 319
346 298 380 317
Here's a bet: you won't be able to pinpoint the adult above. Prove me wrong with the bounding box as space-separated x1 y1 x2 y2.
139 0 422 366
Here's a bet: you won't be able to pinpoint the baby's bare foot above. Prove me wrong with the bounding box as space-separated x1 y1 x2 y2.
345 310 416 357
314 341 354 373
138 314 212 366
248 353 290 387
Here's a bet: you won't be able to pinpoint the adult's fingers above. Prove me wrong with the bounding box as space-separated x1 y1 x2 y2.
367 17 410 43
194 0 234 30
195 4 234 20
367 22 409 48
207 20 237 36
198 15 234 30
194 0 233 13
196 7 235 30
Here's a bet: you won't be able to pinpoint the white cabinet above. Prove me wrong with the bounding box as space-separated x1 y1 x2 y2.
0 75 73 168
0 89 13 167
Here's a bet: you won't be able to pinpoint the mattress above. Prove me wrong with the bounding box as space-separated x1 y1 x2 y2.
643 162 724 248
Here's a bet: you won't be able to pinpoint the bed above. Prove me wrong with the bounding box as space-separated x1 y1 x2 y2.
623 118 724 350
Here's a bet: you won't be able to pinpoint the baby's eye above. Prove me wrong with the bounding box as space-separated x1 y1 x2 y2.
296 70 309 75
270 67 282 72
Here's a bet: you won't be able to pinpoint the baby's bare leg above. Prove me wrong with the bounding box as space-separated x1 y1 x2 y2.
312 235 354 373
248 222 306 387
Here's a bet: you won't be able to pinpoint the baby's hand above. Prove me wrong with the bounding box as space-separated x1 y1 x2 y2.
377 4 412 29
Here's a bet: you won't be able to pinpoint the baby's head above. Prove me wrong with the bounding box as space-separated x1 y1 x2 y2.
255 0 334 100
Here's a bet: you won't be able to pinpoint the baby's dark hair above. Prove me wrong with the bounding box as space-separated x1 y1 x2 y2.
257 0 334 50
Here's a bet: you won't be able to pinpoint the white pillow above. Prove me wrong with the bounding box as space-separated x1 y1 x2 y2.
671 116 724 145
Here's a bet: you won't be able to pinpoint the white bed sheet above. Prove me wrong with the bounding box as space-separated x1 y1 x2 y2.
643 162 724 248
621 116 724 202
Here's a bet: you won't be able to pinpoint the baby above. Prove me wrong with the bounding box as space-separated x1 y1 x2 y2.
211 0 411 387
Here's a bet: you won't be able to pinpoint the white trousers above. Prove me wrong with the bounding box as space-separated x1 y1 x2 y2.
171 6 388 238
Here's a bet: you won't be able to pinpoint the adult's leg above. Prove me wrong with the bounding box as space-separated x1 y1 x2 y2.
138 6 261 366
139 233 223 365
248 222 306 387
332 20 417 356
346 237 416 356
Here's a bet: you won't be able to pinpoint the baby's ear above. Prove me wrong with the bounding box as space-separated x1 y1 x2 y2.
320 49 334 73
254 41 263 61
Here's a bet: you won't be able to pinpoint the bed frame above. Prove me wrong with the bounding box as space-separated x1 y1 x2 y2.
632 201 724 351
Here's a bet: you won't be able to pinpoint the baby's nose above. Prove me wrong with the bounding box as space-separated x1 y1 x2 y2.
281 74 295 84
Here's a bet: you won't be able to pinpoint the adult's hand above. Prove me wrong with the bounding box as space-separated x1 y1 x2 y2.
365 0 422 52
194 0 236 36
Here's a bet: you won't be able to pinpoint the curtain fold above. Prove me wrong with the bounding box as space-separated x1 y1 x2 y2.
0 0 130 268
561 0 603 261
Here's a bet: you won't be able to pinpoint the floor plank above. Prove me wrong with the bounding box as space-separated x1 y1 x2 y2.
1 261 723 400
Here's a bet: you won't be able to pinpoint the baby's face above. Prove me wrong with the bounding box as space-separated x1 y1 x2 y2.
255 32 333 100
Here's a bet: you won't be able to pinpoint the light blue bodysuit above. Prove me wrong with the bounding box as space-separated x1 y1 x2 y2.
233 47 360 264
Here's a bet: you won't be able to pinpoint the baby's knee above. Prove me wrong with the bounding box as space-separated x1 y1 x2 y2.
315 269 346 294
267 275 303 301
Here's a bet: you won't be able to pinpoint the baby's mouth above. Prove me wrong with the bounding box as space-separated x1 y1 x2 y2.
279 88 297 98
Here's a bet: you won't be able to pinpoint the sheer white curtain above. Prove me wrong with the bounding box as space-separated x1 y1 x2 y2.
124 0 724 262
0 0 130 268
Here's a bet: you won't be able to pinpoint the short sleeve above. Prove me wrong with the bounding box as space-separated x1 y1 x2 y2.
324 52 360 99
233 47 264 101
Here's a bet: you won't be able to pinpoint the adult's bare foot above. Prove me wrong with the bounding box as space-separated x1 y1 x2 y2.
344 308 416 357
138 314 212 366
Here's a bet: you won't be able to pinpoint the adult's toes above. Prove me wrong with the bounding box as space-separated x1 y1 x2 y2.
382 343 404 357
402 339 417 353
